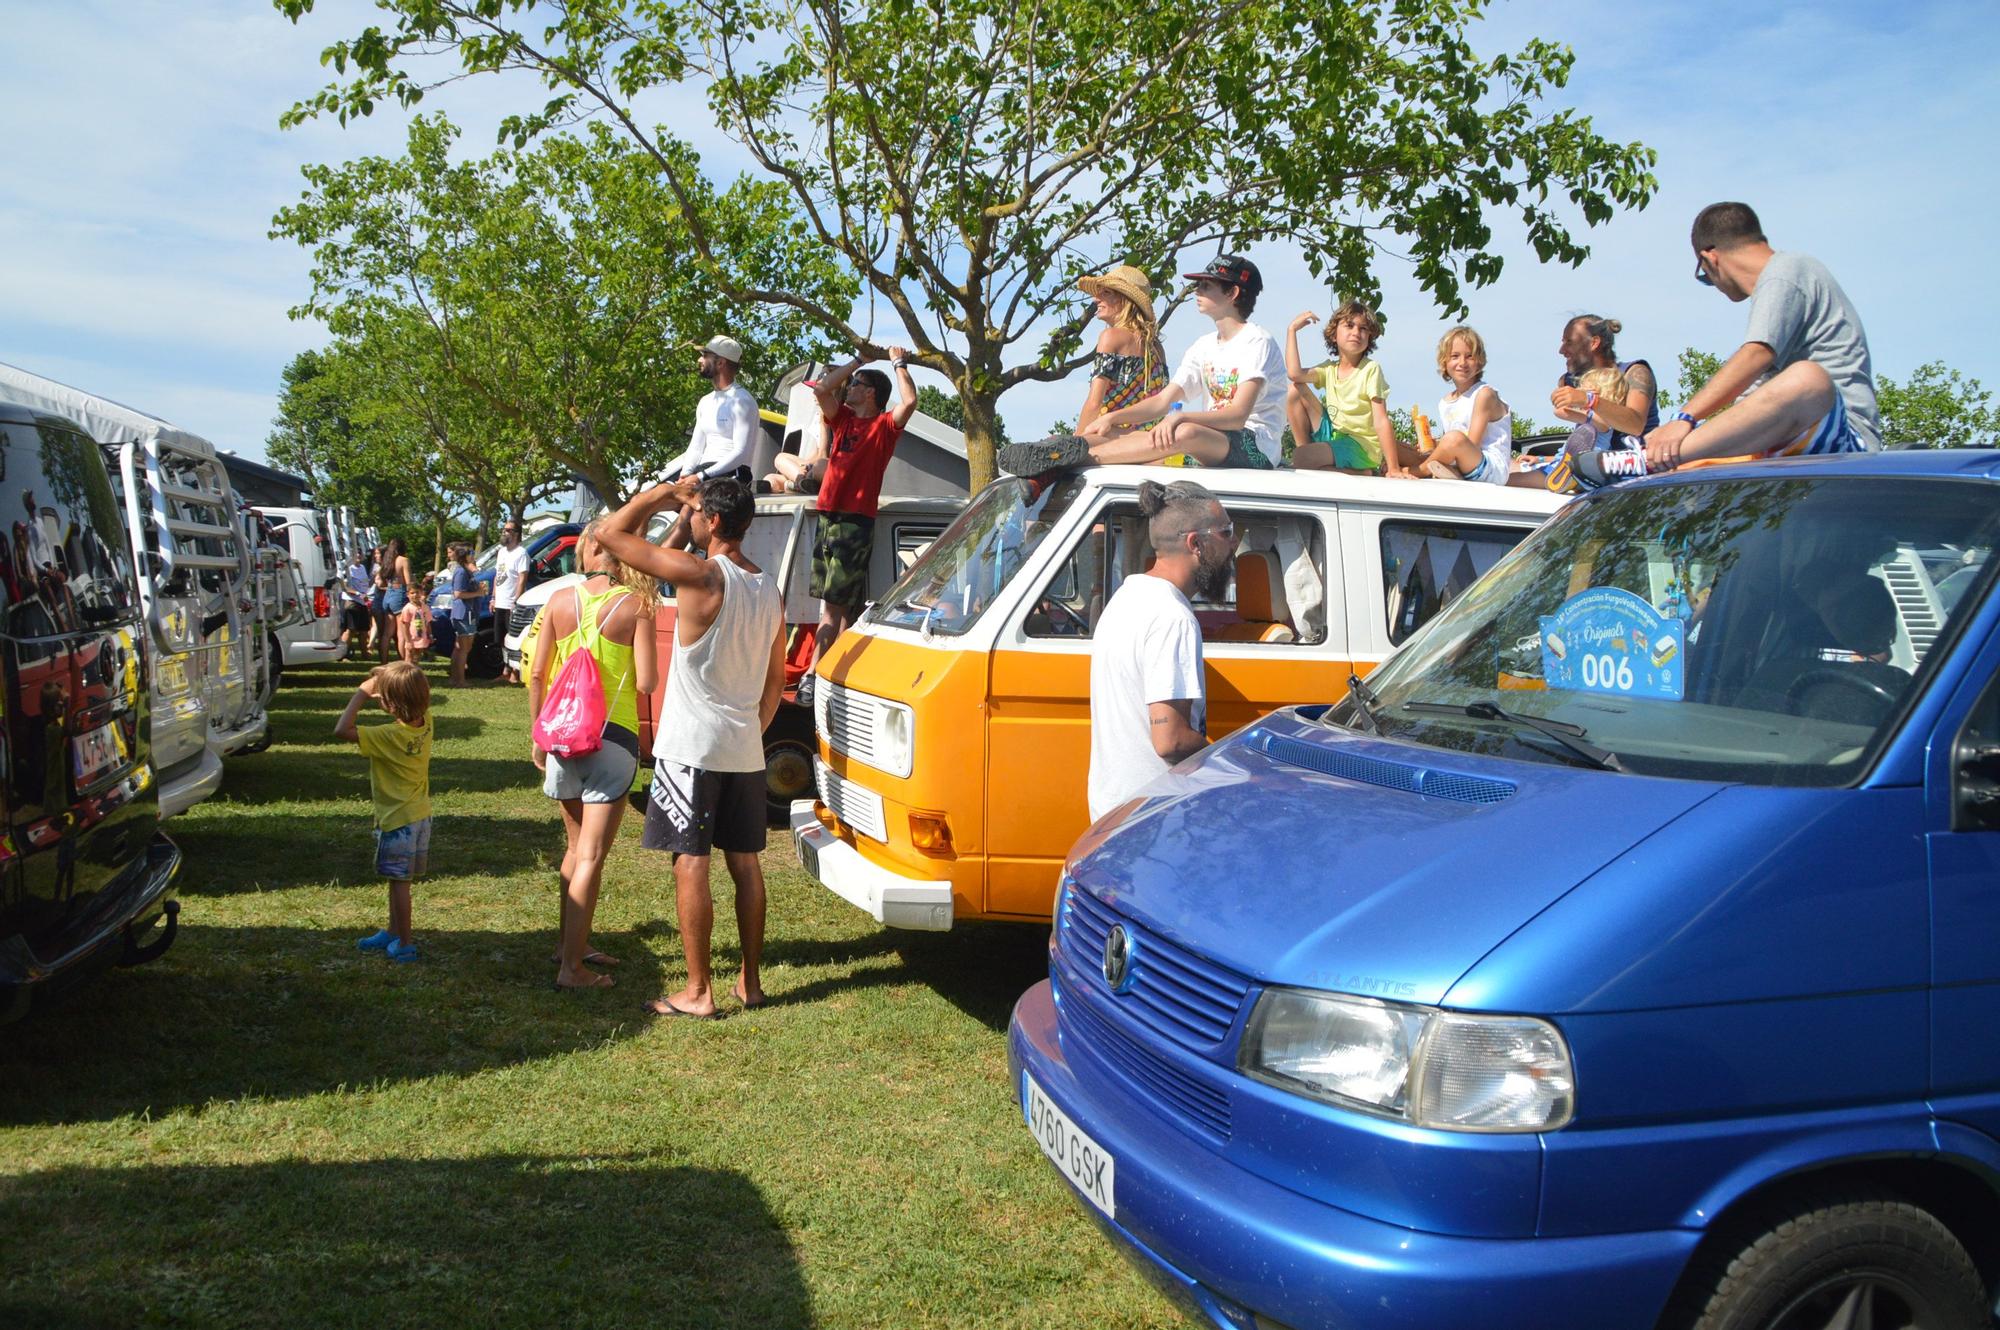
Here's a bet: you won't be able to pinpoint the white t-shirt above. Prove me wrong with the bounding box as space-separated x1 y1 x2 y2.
491 543 531 610
1089 573 1206 822
1170 322 1289 463
1436 381 1513 485
667 383 759 478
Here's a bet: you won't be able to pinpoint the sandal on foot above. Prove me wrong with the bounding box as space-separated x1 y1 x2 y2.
643 997 724 1021
555 971 615 991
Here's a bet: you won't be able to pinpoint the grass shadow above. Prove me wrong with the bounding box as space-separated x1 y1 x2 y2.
168 812 562 895
0 924 667 1126
0 1155 813 1329
210 751 539 805
755 922 1050 1033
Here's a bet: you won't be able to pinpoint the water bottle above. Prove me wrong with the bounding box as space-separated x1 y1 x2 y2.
1164 402 1190 468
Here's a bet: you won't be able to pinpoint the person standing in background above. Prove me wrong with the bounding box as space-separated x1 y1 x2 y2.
491 519 530 684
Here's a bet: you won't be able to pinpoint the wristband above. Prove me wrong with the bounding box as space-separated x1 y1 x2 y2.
1584 391 1598 413
891 360 909 371
1672 411 1697 426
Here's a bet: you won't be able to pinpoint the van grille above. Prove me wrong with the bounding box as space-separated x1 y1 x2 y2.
1059 884 1251 1048
1061 977 1231 1142
814 759 888 842
818 681 878 766
508 604 541 639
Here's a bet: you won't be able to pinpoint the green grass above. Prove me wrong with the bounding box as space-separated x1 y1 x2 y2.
0 659 1182 1329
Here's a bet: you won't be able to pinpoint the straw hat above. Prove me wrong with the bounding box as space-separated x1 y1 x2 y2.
1078 264 1156 313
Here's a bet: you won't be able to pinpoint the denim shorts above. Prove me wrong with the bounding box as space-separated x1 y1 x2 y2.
384 587 408 614
374 817 432 880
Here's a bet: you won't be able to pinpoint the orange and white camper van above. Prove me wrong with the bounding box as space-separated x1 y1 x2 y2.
792 466 1566 929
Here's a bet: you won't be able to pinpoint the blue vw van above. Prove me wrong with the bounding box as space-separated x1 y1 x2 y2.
1011 451 2000 1330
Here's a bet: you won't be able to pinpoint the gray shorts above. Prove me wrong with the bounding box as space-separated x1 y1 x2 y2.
542 726 641 803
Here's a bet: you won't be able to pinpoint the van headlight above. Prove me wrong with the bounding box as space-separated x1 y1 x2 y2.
875 700 914 779
1240 988 1574 1132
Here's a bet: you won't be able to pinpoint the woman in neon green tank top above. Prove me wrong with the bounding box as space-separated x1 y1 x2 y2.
528 521 660 991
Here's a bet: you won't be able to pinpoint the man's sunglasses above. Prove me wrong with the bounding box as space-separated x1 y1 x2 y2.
1693 251 1715 288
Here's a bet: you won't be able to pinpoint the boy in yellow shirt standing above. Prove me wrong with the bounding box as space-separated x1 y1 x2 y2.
1285 299 1401 475
335 662 434 963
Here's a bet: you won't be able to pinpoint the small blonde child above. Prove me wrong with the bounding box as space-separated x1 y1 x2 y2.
1285 299 1398 474
334 661 434 963
1512 366 1634 491
398 575 435 664
1416 326 1513 483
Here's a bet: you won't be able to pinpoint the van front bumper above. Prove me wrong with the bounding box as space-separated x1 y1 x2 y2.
1007 979 1696 1330
789 799 953 931
280 638 348 666
0 833 182 1022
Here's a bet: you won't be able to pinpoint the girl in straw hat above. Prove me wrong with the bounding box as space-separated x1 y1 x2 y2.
1075 265 1169 438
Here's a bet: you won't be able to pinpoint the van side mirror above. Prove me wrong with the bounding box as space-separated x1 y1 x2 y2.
1955 740 2000 832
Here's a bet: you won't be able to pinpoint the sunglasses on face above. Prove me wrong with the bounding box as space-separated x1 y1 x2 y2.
1694 251 1716 287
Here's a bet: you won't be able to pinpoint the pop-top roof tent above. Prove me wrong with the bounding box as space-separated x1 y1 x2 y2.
0 360 219 461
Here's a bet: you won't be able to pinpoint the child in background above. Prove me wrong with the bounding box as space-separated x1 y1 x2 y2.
398 574 434 663
1514 366 1642 492
334 662 434 963
1285 299 1401 475
1421 326 1513 483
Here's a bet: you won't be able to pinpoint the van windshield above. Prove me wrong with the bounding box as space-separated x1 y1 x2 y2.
869 476 1084 636
1341 475 2000 787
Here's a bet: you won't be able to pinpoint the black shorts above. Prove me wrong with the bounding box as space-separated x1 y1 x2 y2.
810 512 876 611
641 760 767 856
343 603 371 634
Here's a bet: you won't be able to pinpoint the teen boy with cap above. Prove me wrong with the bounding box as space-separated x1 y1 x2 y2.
662 335 761 483
1000 254 1288 475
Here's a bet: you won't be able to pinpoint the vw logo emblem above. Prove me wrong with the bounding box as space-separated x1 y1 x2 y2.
1101 924 1135 993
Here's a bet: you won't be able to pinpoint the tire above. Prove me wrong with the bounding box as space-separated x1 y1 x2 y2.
1682 1190 1987 1330
763 706 816 824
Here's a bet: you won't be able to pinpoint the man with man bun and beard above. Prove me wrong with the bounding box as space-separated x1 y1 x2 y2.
1087 479 1236 822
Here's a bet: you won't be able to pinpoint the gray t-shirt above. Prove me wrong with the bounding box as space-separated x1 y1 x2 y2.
1742 251 1880 448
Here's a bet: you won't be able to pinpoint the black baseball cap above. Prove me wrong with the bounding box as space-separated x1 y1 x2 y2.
1181 254 1263 297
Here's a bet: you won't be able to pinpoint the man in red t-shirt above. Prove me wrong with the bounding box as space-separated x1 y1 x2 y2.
800 347 918 703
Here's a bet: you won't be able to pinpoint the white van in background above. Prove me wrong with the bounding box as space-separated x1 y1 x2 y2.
255 504 347 667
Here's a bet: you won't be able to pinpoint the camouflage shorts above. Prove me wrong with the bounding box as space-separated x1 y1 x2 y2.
810 511 876 611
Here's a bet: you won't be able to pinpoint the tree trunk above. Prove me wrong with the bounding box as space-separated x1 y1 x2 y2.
433 513 445 572
958 377 1001 493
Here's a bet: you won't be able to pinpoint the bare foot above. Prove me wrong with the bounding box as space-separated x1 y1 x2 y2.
648 987 718 1019
1423 457 1459 480
733 981 766 1010
556 969 614 990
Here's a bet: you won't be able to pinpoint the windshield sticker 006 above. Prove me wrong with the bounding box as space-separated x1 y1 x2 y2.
1539 587 1686 701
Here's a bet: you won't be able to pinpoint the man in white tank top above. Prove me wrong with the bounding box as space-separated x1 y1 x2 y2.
596 473 786 1019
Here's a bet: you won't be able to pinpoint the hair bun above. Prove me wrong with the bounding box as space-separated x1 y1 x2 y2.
1136 480 1169 517
1606 319 1622 335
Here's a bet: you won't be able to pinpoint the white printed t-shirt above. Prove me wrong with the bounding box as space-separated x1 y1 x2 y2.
1170 323 1289 464
1089 573 1206 822
492 543 530 611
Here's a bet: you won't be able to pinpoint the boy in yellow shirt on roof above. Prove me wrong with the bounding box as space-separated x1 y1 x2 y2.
1285 299 1401 475
334 661 434 963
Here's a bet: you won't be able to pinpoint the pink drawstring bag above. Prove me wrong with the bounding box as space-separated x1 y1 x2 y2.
532 620 607 758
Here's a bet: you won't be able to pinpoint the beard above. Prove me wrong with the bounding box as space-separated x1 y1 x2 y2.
1193 542 1235 600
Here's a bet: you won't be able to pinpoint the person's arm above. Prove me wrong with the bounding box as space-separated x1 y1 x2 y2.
1076 328 1123 430
455 568 482 602
1284 312 1318 386
758 618 786 730
593 477 713 588
1466 386 1506 442
885 346 919 431
631 597 660 697
719 390 759 473
333 672 379 743
1644 343 1775 468
1371 398 1399 474
1087 381 1185 437
1178 379 1261 432
815 352 874 423
1148 698 1206 764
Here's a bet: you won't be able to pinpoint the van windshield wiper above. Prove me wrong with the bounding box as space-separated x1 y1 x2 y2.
1403 699 1624 772
1343 673 1385 734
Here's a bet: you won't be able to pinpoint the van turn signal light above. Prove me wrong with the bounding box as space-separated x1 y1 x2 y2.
909 812 954 857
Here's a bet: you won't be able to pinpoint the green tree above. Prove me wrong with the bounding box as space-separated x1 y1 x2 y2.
1878 362 2000 448
915 385 1010 446
270 115 852 503
276 0 1658 489
1662 348 1726 410
267 347 422 529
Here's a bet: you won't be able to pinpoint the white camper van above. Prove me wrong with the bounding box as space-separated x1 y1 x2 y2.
0 362 266 815
254 505 347 667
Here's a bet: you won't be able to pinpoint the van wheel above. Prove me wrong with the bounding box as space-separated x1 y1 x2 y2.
764 708 815 823
1680 1190 1986 1330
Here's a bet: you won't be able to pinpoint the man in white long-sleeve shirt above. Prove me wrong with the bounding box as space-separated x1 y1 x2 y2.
663 335 760 481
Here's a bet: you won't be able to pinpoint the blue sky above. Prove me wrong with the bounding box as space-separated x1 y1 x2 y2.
3 0 1995 471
